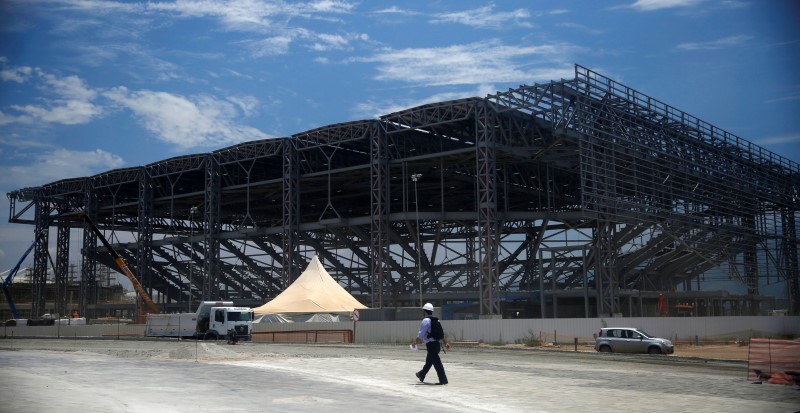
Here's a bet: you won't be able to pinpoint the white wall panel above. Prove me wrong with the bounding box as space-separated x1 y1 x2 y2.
3 316 797 344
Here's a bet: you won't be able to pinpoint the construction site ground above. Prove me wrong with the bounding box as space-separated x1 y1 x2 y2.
1 339 796 413
486 341 752 360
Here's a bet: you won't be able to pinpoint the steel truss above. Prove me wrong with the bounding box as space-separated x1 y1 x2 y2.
7 65 800 318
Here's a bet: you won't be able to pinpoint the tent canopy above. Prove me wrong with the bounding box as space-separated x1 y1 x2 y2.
253 255 367 316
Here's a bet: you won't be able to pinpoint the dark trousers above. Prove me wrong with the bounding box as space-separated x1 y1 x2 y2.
418 341 448 384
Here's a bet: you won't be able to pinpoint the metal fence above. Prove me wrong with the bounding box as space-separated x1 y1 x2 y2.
3 316 797 345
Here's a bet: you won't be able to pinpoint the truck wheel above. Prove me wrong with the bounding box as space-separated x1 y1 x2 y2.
204 332 219 340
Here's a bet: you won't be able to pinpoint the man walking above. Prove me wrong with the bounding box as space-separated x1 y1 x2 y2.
411 302 451 385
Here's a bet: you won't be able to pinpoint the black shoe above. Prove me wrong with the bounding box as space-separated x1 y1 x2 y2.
415 372 424 382
435 382 448 385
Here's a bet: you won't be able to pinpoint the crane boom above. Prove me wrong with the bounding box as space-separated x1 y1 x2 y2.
2 240 37 319
80 213 160 314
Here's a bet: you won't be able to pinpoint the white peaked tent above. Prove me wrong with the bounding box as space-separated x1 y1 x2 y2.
253 255 367 323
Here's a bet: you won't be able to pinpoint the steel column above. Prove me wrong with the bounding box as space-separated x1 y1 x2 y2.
31 199 50 317
783 209 799 315
80 185 97 319
476 101 500 316
55 222 70 316
137 168 155 303
370 121 389 308
203 155 221 300
282 138 300 288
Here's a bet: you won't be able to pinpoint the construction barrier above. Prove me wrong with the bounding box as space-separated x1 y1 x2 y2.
252 329 353 344
747 338 800 386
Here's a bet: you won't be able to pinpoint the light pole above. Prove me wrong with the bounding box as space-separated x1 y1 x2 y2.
189 206 198 312
411 173 422 307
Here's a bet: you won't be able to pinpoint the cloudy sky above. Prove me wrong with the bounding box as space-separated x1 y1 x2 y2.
1 0 798 281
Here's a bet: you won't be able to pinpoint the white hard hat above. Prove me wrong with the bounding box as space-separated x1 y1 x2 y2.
422 303 434 311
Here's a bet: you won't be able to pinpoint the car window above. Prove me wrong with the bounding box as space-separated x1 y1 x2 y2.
630 331 641 339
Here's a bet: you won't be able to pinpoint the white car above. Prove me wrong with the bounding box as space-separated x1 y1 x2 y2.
595 327 674 354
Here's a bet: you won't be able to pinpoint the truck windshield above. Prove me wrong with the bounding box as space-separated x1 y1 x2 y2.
227 311 251 322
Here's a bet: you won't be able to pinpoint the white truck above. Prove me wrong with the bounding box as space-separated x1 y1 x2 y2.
145 301 253 341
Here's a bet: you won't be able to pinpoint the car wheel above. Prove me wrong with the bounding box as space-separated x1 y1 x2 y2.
648 346 662 354
599 345 612 353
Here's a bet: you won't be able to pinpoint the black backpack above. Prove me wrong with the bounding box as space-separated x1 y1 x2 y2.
427 316 444 341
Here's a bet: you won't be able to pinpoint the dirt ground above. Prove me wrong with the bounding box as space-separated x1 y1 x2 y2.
670 343 750 360
479 342 751 360
6 339 797 413
0 337 752 361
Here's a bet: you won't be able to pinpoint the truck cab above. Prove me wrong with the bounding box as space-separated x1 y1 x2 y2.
145 301 254 341
206 306 253 341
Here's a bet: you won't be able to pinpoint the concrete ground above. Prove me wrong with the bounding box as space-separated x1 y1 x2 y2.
0 339 797 413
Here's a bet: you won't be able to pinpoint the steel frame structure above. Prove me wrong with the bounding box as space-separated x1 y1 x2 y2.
7 65 800 318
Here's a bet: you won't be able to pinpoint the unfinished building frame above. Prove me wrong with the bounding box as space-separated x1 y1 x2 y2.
6 65 799 319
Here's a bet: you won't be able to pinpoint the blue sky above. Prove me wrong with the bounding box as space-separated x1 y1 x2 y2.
1 0 798 287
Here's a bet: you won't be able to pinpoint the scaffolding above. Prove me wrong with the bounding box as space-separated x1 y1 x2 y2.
6 65 799 319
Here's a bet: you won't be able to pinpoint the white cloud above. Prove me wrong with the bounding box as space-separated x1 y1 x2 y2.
557 22 605 35
0 60 266 148
145 0 355 31
764 95 800 104
311 33 349 51
373 6 415 15
753 134 800 146
627 0 700 11
29 0 361 61
47 0 142 14
0 135 54 150
103 87 270 149
352 84 501 119
42 73 98 101
624 0 749 12
676 35 753 51
145 1 277 29
0 148 125 189
9 100 102 125
431 5 533 29
356 40 577 87
0 65 103 126
0 65 34 83
246 28 366 56
226 95 260 117
248 35 295 56
305 0 355 13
